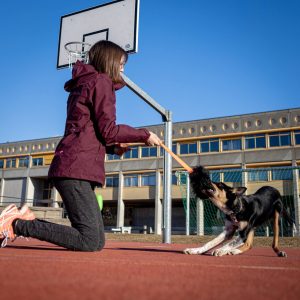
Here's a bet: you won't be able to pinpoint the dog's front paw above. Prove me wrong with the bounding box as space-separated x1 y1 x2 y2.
277 251 287 258
226 248 242 255
211 249 228 256
183 247 205 255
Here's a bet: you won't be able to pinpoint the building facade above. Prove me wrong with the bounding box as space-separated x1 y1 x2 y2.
1 108 300 234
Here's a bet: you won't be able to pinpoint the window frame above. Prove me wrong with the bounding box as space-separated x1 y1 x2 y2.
222 138 242 151
244 134 266 150
269 131 291 147
6 158 17 168
248 170 268 182
106 153 120 161
123 146 139 159
200 138 220 153
294 130 300 145
105 176 119 187
141 173 156 186
271 168 293 180
18 156 30 168
141 146 158 158
223 169 242 183
179 142 197 155
124 174 139 187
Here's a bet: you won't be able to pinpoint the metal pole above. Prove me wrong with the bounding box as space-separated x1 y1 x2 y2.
163 114 172 243
121 73 168 119
292 162 300 236
121 73 173 243
154 170 162 235
186 173 190 236
196 198 204 236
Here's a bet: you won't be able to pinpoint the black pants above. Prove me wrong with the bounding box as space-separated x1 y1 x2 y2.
14 178 105 251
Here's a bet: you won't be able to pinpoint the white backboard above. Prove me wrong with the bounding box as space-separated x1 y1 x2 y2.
57 0 140 69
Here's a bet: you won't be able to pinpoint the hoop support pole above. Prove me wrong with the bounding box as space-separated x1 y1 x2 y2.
121 72 173 244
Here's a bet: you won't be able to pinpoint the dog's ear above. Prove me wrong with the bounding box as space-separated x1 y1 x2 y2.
232 187 247 196
214 182 232 191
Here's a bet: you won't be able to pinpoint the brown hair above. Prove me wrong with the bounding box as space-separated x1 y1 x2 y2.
88 40 128 83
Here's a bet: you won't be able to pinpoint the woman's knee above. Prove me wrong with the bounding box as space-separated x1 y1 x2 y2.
79 234 105 252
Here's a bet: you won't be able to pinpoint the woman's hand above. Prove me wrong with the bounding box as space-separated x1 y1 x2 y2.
114 143 130 156
146 131 162 146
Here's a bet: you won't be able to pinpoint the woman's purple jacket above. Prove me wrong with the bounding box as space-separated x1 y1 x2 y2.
48 61 150 185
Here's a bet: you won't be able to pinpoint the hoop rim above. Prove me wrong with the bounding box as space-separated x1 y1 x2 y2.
64 41 92 54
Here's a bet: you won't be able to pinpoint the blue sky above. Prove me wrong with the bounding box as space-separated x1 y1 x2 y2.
0 0 299 143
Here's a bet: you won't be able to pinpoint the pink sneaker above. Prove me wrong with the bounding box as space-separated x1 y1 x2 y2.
0 204 17 217
19 205 36 222
0 204 35 247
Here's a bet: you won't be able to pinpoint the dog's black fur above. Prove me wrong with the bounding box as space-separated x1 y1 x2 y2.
187 166 294 256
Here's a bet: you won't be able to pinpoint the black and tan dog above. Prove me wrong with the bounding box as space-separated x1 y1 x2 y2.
183 166 295 257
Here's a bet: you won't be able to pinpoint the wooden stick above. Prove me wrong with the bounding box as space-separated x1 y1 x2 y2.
160 143 193 173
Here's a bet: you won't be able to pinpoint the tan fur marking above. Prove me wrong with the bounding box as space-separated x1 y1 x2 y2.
209 183 233 216
272 210 280 254
211 183 227 204
272 211 287 257
237 230 254 253
238 221 248 231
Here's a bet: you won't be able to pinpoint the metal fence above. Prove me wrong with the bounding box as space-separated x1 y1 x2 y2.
176 166 300 237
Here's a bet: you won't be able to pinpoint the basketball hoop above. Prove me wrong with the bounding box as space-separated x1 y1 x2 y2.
64 41 92 68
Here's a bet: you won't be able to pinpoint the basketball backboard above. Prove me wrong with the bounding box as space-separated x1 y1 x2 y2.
57 0 140 69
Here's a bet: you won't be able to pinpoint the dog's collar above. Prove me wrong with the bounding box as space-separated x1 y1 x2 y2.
228 212 239 225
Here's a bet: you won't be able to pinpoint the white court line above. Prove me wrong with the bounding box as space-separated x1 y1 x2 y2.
137 245 166 248
203 264 300 271
0 253 299 271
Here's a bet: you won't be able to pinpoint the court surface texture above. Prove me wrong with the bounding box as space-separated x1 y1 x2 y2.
0 238 299 300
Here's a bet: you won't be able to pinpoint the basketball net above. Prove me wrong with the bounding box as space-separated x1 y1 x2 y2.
64 42 91 68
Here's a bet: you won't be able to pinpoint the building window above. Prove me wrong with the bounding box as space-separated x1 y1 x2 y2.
105 176 119 187
176 172 187 185
141 173 156 186
210 172 221 182
32 157 43 166
123 146 138 159
40 180 52 206
248 170 268 181
222 139 242 151
18 157 29 168
245 134 266 149
179 142 197 155
106 154 120 161
223 169 242 182
271 168 293 180
200 139 219 153
6 158 16 168
172 173 178 185
0 159 4 169
295 130 300 145
162 173 178 185
269 132 291 147
141 146 157 158
124 174 138 187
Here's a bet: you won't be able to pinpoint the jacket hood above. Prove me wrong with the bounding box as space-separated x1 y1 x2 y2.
64 60 125 92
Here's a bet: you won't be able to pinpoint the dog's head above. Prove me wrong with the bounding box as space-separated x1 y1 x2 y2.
214 182 247 208
190 166 247 215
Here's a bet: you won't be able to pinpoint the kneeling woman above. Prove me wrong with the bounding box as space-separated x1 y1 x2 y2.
0 40 161 251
